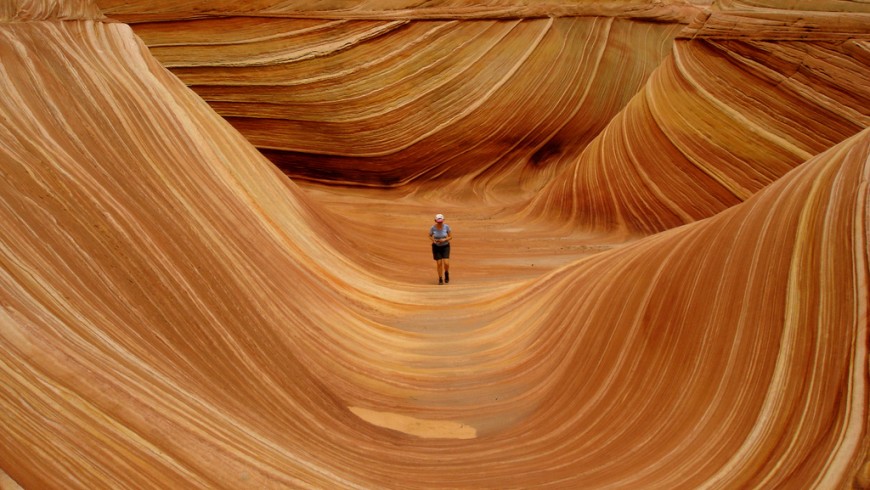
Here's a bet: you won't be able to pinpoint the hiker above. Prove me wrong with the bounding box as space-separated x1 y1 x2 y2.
429 213 452 284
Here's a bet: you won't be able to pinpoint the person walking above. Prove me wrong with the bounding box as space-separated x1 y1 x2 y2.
429 213 452 284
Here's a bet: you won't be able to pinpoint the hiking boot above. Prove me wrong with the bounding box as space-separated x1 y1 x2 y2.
438 277 444 285
445 271 449 284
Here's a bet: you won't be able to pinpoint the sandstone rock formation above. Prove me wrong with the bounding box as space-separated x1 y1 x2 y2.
0 0 868 488
98 1 705 191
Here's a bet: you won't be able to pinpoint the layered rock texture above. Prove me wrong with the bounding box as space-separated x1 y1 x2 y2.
1 0 869 488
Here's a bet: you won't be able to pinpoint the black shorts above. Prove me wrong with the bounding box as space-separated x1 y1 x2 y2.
432 243 450 260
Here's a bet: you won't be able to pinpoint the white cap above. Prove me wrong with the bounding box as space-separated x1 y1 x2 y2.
434 213 444 222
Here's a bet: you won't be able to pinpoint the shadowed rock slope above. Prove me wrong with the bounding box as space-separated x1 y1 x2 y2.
1 0 868 488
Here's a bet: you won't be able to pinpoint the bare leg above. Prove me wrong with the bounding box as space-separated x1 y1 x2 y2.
436 259 444 279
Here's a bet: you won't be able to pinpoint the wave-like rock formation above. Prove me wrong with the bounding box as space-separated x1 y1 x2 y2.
98 1 701 190
97 0 870 226
526 31 870 234
0 0 103 21
1 0 869 488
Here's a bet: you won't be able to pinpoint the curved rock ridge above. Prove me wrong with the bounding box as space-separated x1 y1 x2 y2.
0 15 389 489
716 0 870 13
0 0 103 21
524 35 870 234
115 14 684 189
94 0 869 207
1 1 869 489
683 7 870 40
97 0 704 22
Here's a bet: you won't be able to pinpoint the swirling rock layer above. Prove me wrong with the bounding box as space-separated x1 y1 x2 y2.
526 35 870 234
0 0 868 488
117 14 684 189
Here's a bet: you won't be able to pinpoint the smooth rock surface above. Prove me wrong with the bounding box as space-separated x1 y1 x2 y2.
0 0 868 488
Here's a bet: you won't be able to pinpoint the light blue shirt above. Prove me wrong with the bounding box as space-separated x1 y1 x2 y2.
430 224 451 246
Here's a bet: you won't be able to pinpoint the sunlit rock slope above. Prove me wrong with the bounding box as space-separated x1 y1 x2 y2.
98 0 869 228
525 1 870 234
1 0 869 488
